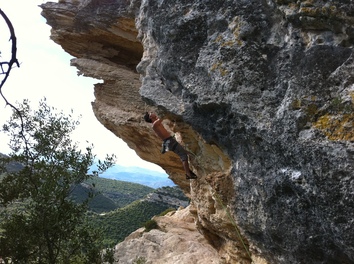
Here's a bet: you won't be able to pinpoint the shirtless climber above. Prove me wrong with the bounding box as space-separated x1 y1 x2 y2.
143 112 197 180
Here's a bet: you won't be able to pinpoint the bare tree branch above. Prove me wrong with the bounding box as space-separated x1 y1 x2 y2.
0 8 28 154
0 9 20 101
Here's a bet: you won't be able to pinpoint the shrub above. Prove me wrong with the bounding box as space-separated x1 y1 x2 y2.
158 208 176 216
133 256 147 264
144 219 158 232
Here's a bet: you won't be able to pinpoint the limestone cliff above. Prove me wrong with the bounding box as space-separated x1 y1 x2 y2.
113 207 222 264
41 1 353 263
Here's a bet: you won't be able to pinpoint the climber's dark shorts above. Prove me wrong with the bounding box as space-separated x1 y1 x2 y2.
162 137 188 161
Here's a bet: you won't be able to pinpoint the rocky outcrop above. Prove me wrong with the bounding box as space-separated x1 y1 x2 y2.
113 206 221 264
41 1 354 263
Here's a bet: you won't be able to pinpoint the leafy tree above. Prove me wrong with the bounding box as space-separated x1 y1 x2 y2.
0 99 115 264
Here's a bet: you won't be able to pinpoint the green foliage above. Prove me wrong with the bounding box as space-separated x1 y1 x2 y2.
158 208 176 216
0 99 115 264
68 177 155 214
85 177 154 210
144 219 158 232
133 256 147 264
70 182 118 213
90 200 170 247
102 248 116 264
86 185 187 246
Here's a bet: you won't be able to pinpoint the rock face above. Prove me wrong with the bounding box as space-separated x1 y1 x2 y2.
113 207 221 264
41 1 354 263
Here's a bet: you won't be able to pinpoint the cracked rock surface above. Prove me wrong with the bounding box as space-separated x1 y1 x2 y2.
41 1 354 263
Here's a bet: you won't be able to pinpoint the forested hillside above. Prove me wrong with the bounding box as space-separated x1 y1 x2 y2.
1 160 188 249
71 176 154 213
90 200 173 247
72 177 188 247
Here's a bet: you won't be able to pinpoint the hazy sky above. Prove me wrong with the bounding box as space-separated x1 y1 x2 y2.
0 0 164 172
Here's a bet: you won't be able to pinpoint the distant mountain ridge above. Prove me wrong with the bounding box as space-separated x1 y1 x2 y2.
92 164 175 188
70 177 155 213
1 153 173 188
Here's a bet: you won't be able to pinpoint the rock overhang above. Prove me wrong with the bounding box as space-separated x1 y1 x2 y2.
41 1 354 263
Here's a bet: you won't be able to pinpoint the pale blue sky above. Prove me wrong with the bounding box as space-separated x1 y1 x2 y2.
0 0 164 172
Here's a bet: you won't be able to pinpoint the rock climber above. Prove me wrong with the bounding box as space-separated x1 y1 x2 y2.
143 112 197 180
